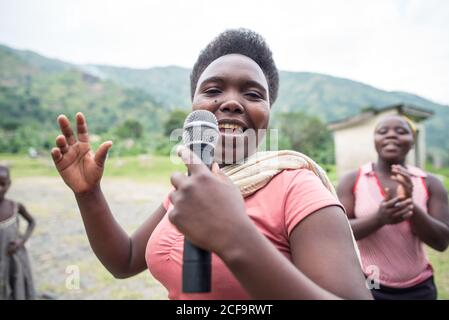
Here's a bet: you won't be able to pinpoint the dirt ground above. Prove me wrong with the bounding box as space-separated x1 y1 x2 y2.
8 176 170 300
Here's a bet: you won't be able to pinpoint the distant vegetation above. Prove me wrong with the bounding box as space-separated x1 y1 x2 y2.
1 43 449 165
271 112 334 164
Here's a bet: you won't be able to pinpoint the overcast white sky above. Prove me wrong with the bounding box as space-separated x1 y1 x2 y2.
1 0 448 105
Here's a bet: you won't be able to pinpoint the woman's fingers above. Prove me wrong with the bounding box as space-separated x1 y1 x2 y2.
76 112 89 143
391 205 414 222
391 204 413 217
392 174 413 198
57 113 90 144
57 115 76 145
394 198 413 208
397 184 407 199
55 135 70 154
401 211 414 220
211 162 220 174
387 199 412 214
211 162 234 185
383 196 401 208
51 147 63 164
391 166 413 187
176 145 208 175
94 141 113 168
384 187 391 201
392 174 412 187
392 165 411 177
170 171 188 190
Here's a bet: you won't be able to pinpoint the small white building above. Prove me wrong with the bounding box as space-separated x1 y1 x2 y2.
328 104 433 179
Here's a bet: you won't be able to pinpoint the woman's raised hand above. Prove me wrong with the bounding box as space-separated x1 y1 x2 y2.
51 112 112 194
377 187 414 225
391 165 414 199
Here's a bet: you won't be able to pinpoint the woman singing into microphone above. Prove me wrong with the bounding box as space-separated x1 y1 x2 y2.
51 29 372 299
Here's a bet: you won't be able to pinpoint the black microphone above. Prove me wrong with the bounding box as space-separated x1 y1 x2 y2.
181 110 220 293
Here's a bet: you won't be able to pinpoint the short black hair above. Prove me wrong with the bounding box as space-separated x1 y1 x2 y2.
190 28 279 105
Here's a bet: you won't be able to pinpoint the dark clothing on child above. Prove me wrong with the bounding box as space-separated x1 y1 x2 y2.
0 202 35 300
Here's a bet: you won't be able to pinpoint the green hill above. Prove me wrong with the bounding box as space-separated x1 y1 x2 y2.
1 43 448 163
83 64 191 109
0 44 165 153
91 64 449 164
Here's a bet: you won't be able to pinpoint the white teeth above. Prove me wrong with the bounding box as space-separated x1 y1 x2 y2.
219 123 243 130
218 123 244 134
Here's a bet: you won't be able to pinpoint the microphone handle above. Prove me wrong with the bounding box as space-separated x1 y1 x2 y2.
183 240 211 292
182 143 214 293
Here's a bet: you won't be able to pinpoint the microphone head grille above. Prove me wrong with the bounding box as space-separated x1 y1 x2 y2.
184 110 218 125
182 110 219 147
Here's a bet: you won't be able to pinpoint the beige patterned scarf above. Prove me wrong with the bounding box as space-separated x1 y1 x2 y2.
221 150 336 198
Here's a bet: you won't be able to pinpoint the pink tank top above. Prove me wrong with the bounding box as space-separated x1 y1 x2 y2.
353 162 433 288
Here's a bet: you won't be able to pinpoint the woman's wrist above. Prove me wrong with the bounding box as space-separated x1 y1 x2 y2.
375 211 386 227
74 184 102 199
217 220 264 267
409 202 423 222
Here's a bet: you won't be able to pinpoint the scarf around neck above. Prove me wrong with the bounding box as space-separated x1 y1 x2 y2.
221 150 336 198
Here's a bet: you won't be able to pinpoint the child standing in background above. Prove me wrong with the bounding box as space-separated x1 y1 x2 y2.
0 165 36 300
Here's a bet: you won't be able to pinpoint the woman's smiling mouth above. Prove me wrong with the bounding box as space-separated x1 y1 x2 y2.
218 120 248 136
382 141 401 152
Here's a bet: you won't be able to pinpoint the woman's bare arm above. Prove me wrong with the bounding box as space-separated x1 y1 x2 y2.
409 174 449 251
216 206 372 299
75 188 166 278
337 171 383 239
289 206 372 299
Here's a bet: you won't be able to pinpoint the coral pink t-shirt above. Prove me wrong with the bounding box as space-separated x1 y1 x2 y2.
146 168 344 300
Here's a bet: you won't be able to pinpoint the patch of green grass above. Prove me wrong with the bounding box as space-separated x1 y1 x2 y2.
426 164 449 192
426 165 449 177
0 153 59 178
322 164 337 186
104 154 185 183
427 248 449 300
0 153 185 183
77 259 166 299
